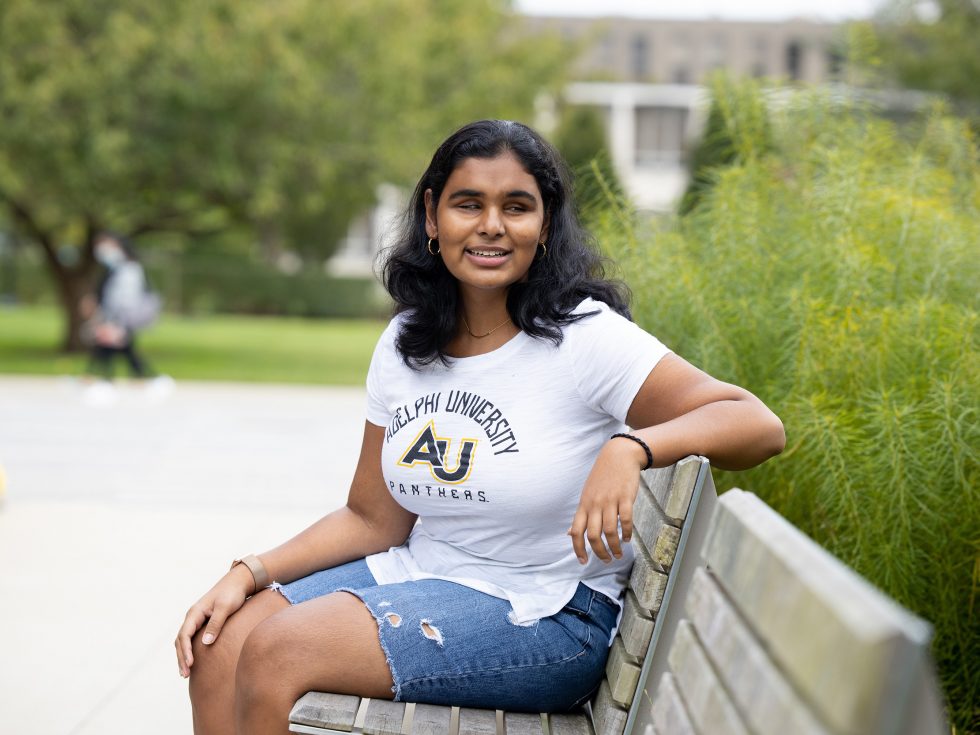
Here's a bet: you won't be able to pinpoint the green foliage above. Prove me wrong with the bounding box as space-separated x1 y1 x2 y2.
870 0 980 113
552 105 623 222
680 74 772 215
606 83 979 730
0 0 568 347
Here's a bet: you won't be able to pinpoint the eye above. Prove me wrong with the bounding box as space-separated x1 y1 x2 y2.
457 202 480 211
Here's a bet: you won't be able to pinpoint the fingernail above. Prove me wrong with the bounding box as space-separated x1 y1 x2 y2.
202 633 215 645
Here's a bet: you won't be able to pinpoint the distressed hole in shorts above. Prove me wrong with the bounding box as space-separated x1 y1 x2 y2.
377 600 392 608
385 613 402 628
420 620 444 646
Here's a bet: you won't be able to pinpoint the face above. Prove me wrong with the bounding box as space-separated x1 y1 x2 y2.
425 152 548 297
94 237 125 268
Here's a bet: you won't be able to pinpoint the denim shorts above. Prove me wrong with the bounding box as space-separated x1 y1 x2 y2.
274 558 619 712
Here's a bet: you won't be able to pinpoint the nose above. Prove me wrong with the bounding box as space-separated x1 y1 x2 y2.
477 206 504 239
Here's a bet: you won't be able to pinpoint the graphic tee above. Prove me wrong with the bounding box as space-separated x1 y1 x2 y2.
364 299 671 625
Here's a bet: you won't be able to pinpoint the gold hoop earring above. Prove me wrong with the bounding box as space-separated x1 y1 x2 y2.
427 238 440 256
537 241 547 258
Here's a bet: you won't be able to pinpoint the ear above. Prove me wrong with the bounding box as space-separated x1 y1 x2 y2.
539 210 551 244
424 189 438 239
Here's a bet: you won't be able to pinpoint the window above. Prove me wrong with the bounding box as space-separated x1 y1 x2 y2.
786 40 803 80
632 34 650 79
635 106 689 166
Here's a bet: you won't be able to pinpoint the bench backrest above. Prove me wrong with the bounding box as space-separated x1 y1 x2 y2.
634 488 949 735
590 455 714 735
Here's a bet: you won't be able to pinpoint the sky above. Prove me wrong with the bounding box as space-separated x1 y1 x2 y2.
515 0 885 22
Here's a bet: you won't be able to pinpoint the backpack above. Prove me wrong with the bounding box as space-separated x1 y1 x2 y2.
123 289 163 330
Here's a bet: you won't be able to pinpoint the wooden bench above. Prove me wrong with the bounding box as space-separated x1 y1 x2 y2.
288 458 949 735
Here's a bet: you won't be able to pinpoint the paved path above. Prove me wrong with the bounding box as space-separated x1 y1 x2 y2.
0 376 366 734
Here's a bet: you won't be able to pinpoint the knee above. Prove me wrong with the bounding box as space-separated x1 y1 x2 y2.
235 618 289 707
189 628 234 705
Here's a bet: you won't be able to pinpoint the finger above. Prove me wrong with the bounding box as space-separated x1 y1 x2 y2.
586 510 612 562
201 607 230 646
568 509 589 564
619 499 634 543
604 511 623 560
176 607 206 676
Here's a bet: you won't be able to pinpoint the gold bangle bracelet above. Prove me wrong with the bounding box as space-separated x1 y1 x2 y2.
230 553 270 594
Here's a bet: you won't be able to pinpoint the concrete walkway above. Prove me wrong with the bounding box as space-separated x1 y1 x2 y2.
0 376 366 734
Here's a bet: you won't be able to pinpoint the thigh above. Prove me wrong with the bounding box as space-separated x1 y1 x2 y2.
237 590 394 700
352 581 619 713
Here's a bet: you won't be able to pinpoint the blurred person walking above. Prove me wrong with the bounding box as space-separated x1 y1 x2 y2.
80 232 171 404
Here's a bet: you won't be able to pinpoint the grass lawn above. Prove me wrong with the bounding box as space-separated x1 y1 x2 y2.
0 305 387 385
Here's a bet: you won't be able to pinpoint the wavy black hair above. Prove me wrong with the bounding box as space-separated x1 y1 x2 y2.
381 119 630 367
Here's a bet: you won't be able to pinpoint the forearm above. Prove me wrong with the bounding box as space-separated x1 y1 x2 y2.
627 396 785 471
253 504 413 588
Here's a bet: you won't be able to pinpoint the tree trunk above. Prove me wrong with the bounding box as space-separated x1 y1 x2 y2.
54 265 97 353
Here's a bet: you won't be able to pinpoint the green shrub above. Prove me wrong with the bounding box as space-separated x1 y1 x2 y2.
606 85 979 731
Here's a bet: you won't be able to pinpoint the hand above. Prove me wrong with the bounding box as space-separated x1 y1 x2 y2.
568 438 648 564
174 564 254 678
94 323 126 347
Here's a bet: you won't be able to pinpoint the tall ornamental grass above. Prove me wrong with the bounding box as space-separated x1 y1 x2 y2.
603 81 979 731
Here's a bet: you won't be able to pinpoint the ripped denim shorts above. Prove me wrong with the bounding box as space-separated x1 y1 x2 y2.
274 558 619 712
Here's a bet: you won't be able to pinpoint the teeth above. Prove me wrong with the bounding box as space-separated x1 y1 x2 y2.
469 250 506 257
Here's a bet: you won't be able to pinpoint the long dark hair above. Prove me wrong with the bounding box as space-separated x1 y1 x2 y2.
381 119 629 367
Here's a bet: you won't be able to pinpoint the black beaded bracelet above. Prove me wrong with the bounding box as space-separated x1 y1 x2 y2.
610 432 654 470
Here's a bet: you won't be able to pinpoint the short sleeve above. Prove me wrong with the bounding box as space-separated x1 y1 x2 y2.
564 300 671 422
365 319 398 427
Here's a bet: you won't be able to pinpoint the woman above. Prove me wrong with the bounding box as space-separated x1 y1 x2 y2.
176 120 785 734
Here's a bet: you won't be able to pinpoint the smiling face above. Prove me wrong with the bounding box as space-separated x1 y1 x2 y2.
425 152 548 299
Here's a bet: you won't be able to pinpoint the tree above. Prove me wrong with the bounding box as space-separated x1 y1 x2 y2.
870 0 980 113
552 105 623 223
0 0 567 350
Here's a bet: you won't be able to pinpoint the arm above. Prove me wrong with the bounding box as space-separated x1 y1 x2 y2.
176 421 415 675
568 353 784 563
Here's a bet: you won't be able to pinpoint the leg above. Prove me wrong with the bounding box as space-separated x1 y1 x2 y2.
189 588 289 735
87 344 115 379
120 335 151 377
234 591 393 735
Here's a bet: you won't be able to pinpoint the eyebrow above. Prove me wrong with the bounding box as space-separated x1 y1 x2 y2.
447 188 539 205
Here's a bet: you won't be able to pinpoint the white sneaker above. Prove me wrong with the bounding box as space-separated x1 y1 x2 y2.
145 375 176 403
82 380 118 407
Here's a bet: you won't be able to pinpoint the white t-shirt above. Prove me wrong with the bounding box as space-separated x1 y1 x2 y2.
364 298 671 625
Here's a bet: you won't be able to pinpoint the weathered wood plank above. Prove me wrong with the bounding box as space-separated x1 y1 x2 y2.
591 680 628 735
458 708 497 735
628 535 668 614
605 636 641 707
503 712 543 735
641 456 700 524
363 700 407 735
685 567 830 735
289 692 362 731
633 485 681 570
703 489 934 735
411 704 453 735
668 620 750 735
619 589 655 659
546 713 592 735
650 673 697 735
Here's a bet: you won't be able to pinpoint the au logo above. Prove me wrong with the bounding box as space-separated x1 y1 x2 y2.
398 420 478 484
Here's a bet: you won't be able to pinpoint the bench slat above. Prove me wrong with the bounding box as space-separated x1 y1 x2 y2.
591 680 628 735
503 712 543 735
545 713 593 735
641 456 700 523
619 590 655 659
289 692 362 731
703 489 933 735
411 704 453 735
633 485 681 570
650 673 697 735
628 536 668 614
364 700 407 735
605 636 641 707
458 708 497 735
685 567 830 735
668 620 750 735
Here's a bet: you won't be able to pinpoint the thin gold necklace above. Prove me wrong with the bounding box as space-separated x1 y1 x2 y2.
461 314 512 339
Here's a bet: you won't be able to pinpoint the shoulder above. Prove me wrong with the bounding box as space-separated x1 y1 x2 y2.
564 297 634 334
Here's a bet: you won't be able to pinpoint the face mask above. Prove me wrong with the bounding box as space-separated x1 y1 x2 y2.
95 245 125 268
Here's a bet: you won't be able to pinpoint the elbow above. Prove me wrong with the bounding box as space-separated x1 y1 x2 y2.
761 412 786 460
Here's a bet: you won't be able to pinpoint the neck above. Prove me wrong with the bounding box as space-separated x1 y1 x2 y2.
446 287 518 357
